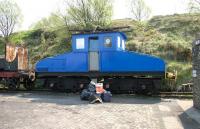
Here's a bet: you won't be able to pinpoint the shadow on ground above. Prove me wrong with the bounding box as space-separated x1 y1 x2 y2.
179 107 200 129
0 91 161 105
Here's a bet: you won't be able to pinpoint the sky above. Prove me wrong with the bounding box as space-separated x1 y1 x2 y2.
14 0 190 31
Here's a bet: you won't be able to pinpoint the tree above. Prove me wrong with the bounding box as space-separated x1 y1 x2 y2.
130 0 151 21
40 32 46 52
188 0 200 13
66 0 113 29
0 0 22 37
30 13 65 31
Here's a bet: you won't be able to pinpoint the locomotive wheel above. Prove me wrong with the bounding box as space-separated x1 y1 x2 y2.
8 83 17 90
24 79 35 90
7 79 18 90
15 79 20 89
54 83 64 91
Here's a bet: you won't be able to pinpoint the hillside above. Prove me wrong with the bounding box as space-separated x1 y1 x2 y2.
0 13 198 86
149 13 200 42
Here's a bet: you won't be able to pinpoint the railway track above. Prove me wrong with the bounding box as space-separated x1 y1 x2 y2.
158 92 193 99
0 88 52 92
0 88 193 99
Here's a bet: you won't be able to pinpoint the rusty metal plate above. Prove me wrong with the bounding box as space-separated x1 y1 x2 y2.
17 47 28 70
6 44 17 62
5 44 29 71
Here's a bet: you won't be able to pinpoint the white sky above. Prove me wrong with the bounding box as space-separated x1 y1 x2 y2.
14 0 190 31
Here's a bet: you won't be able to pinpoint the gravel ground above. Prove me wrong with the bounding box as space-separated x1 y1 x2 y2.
0 92 199 129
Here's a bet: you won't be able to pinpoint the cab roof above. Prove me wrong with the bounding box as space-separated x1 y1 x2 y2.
72 31 127 40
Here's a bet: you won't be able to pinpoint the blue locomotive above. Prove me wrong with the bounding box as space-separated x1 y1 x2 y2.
36 29 166 93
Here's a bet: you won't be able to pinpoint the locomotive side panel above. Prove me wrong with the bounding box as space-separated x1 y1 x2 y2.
36 52 88 73
100 51 165 74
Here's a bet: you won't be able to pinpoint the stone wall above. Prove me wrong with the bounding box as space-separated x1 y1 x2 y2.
192 39 200 110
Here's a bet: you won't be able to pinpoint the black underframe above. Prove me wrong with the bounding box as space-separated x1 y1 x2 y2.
36 71 165 79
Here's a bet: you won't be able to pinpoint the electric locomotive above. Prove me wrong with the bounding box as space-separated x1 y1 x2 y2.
36 28 166 93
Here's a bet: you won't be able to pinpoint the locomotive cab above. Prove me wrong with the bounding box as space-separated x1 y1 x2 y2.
72 32 127 72
72 32 127 52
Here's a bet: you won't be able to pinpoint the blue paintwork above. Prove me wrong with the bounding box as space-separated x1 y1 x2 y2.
100 51 165 72
36 31 165 74
36 52 88 72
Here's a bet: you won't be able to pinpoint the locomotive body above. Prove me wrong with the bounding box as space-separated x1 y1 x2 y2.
36 31 166 93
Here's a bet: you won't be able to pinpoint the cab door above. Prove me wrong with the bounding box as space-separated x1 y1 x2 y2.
88 37 99 71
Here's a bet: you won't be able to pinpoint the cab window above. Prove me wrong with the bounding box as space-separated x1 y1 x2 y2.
76 38 85 49
122 40 125 50
117 36 121 48
104 37 112 48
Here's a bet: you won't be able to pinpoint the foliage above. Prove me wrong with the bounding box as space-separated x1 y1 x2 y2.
149 13 200 42
7 27 70 65
30 13 65 31
130 0 151 21
66 0 113 29
188 0 200 13
124 19 191 62
0 37 4 55
0 0 22 37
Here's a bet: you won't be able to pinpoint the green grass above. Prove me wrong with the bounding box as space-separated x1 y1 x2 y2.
0 37 5 55
167 60 192 86
149 13 200 42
